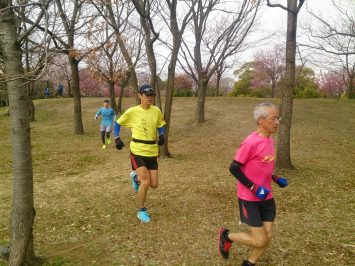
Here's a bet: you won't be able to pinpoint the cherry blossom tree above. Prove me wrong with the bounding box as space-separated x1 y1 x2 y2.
319 71 347 98
254 45 285 97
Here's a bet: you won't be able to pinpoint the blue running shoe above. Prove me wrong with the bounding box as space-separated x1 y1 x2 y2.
130 171 140 192
137 208 151 223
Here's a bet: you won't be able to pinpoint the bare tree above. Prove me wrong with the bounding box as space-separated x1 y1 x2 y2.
132 0 162 109
157 0 195 157
179 0 261 124
254 45 285 98
91 0 143 103
23 40 53 121
52 0 92 134
266 0 305 169
25 0 111 134
48 55 72 97
302 0 354 98
214 62 230 97
86 24 130 112
0 0 51 263
14 1 54 121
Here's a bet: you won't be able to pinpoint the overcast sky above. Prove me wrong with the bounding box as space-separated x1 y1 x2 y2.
158 0 342 80
225 0 340 77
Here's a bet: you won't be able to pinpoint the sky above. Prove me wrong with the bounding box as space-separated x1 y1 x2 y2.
153 0 341 80
223 0 339 78
59 0 348 83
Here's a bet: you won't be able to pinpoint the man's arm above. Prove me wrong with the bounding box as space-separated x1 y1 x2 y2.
229 160 254 189
95 108 102 119
114 121 121 139
157 126 165 145
114 121 124 150
112 110 117 123
229 160 270 200
157 127 164 135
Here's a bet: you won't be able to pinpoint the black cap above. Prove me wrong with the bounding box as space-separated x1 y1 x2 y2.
138 84 156 96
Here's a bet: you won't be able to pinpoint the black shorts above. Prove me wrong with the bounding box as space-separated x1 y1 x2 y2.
238 198 276 227
130 152 158 170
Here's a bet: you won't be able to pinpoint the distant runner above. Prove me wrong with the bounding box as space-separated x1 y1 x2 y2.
218 102 288 266
57 83 64 98
44 87 50 98
95 99 116 149
114 84 165 223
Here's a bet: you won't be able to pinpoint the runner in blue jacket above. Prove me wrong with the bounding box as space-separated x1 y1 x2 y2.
95 99 116 149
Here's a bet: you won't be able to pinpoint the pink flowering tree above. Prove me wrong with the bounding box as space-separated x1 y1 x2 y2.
319 71 347 98
253 45 285 97
79 69 102 96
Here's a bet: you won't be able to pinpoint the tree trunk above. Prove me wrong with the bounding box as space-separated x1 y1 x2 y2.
68 56 84 135
117 85 124 114
140 16 161 110
215 73 221 97
130 70 139 104
271 80 276 98
117 73 130 114
24 39 35 122
347 75 354 99
108 80 117 112
27 82 35 122
0 2 35 264
149 55 161 109
193 16 207 124
195 77 208 124
276 0 297 170
67 81 72 97
116 35 139 104
160 45 180 157
146 43 161 109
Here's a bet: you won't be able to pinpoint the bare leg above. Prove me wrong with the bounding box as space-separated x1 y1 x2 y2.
248 222 273 263
148 170 158 188
228 226 267 249
135 166 150 209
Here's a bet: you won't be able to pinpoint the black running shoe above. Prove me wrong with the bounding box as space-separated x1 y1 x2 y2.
218 227 232 259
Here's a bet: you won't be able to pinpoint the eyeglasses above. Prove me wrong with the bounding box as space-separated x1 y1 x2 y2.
265 116 281 122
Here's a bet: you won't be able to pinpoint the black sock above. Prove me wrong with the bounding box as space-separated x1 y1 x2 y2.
106 132 110 139
224 230 232 242
100 131 105 144
243 260 256 266
133 173 140 184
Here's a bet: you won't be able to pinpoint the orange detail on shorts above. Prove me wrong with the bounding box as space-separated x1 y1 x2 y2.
131 155 138 170
242 204 248 219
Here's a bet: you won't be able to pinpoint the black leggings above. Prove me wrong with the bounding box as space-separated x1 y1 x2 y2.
100 131 110 144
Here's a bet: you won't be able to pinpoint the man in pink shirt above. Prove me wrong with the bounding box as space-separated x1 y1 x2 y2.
218 103 288 266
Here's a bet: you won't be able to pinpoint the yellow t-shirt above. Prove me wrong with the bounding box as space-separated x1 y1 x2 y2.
117 105 166 157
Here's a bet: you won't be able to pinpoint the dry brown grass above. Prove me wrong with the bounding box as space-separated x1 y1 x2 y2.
0 97 354 265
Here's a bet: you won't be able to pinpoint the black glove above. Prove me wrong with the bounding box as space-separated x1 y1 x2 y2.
115 137 124 150
158 135 165 146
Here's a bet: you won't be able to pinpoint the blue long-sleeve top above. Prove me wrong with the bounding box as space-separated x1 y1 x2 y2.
96 107 116 126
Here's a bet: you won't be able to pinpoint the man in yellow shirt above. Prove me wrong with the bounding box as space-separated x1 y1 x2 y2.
114 85 165 223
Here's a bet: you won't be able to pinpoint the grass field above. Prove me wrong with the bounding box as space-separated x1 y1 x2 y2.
0 97 354 266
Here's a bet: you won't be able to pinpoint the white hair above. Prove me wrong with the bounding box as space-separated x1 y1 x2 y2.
253 102 277 121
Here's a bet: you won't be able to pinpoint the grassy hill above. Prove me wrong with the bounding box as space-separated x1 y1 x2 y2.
0 97 354 265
